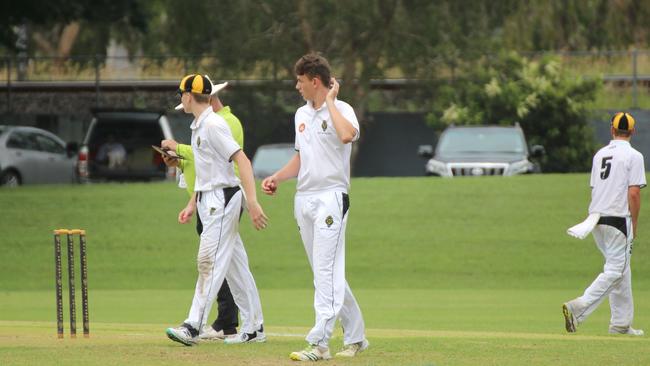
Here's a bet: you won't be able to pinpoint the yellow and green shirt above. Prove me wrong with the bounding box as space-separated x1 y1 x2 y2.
177 106 244 196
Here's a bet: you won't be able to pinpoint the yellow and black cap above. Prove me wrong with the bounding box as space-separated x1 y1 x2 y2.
611 112 636 131
178 74 212 95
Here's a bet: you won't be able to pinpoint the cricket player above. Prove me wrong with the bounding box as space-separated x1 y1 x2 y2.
165 74 267 346
563 112 646 335
261 53 368 361
161 78 245 341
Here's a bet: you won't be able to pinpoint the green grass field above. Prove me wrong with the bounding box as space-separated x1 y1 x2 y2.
1 175 649 365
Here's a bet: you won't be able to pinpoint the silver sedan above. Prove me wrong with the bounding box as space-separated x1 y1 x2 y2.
0 125 77 186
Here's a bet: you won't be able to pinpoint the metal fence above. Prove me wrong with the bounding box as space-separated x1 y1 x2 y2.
1 49 649 107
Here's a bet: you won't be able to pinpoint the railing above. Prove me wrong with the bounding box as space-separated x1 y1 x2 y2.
1 50 649 107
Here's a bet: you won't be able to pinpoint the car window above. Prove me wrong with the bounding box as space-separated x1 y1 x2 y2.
34 133 66 154
88 118 165 170
253 145 296 173
6 131 40 151
438 129 525 154
166 114 193 144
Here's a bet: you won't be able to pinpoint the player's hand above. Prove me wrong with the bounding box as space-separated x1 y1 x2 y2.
161 139 178 151
178 204 195 224
247 200 268 230
326 77 339 101
261 175 278 195
162 155 179 167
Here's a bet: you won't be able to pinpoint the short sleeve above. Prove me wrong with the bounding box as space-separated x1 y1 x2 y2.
207 122 241 161
294 112 301 151
590 154 598 188
338 102 360 141
629 153 647 188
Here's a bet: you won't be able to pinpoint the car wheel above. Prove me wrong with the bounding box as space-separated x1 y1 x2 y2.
1 170 21 187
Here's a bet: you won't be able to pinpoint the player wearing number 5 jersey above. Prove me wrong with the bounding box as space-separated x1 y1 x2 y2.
563 112 646 335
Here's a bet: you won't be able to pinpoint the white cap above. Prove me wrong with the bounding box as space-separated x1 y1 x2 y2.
174 78 229 110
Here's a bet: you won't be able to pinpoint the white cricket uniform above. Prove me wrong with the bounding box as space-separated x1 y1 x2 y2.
294 99 366 348
184 106 263 334
573 140 646 328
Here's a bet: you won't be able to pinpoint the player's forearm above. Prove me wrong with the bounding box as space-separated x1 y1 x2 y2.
326 99 357 144
273 153 301 182
629 187 641 235
233 151 259 204
186 192 197 209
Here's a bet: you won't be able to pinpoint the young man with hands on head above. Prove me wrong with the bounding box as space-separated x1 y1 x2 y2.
262 54 368 361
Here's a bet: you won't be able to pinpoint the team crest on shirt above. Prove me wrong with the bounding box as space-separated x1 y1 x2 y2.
321 120 328 131
299 123 306 133
197 136 201 147
325 215 334 227
210 207 216 215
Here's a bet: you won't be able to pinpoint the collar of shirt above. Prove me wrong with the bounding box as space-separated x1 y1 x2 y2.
190 106 214 130
220 106 231 115
609 139 630 147
306 98 337 113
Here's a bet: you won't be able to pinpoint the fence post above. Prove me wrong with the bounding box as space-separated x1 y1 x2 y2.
6 57 11 114
95 54 101 108
632 48 638 109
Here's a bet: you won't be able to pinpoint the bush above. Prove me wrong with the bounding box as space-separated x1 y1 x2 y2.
427 51 602 172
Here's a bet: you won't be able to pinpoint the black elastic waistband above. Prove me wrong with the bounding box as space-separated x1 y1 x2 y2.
597 216 627 237
197 186 240 206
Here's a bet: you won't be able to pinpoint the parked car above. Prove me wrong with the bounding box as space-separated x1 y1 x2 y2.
0 125 78 186
77 110 190 182
251 143 296 179
418 124 544 177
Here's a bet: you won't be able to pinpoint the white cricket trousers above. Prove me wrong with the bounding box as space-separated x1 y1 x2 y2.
294 190 365 348
184 188 263 334
574 219 634 328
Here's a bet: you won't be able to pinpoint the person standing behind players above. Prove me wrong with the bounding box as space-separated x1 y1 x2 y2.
563 112 646 336
165 74 267 346
162 79 246 341
261 54 368 361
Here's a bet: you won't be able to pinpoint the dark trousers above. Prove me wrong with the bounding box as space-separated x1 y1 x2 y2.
196 211 239 332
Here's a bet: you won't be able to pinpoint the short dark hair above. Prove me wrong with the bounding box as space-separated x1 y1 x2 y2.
613 128 632 137
191 92 210 104
294 53 331 87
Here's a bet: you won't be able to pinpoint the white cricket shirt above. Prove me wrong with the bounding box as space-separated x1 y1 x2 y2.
191 106 241 192
589 140 646 216
294 99 360 193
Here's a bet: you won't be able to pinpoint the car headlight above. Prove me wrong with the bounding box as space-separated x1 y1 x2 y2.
426 159 449 176
507 159 533 175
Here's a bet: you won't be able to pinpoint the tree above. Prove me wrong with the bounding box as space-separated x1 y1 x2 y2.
0 0 148 57
428 51 601 172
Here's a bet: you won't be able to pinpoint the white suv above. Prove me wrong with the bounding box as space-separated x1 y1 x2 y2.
418 125 544 177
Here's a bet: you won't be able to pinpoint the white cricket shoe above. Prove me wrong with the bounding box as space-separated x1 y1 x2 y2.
562 302 578 333
609 326 645 336
336 339 369 357
199 326 237 341
289 344 332 361
223 327 266 344
165 324 199 346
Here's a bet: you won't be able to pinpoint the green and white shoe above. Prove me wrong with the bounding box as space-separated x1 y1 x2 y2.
289 344 332 361
165 324 199 346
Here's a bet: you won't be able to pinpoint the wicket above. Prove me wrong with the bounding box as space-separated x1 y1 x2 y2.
53 229 89 339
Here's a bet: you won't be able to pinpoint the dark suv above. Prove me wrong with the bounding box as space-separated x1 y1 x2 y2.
418 124 544 177
77 110 191 182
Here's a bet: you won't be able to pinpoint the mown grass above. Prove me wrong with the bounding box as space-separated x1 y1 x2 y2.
1 175 649 365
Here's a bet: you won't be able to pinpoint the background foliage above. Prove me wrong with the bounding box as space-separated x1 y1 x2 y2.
428 52 601 172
